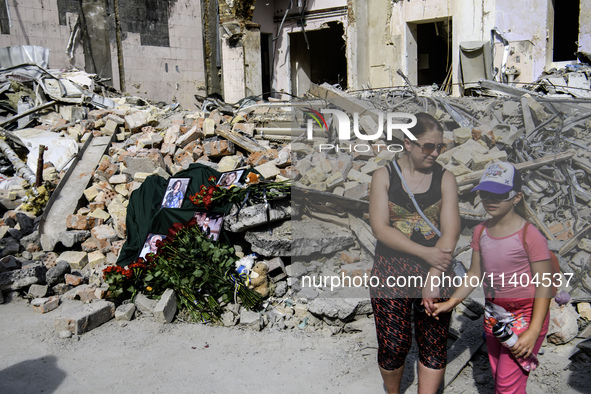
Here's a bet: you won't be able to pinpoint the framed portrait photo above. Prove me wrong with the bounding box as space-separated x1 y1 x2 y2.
216 169 244 189
194 211 224 241
139 233 167 259
160 177 191 209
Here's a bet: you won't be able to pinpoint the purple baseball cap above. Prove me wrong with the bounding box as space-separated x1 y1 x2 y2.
471 162 522 194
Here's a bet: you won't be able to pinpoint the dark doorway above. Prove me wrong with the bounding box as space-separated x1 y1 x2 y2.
553 0 580 62
290 21 347 96
416 20 452 86
261 33 272 99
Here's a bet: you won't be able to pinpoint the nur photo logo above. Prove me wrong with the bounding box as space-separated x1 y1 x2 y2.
302 108 418 153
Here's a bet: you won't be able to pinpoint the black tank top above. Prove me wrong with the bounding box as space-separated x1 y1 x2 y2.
375 160 445 257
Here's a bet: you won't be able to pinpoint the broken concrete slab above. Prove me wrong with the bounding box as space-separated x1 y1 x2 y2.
134 293 158 316
0 262 47 291
39 135 114 251
57 251 88 270
307 293 368 324
154 289 177 323
291 220 356 256
54 300 115 335
239 309 263 330
223 199 291 232
115 303 136 321
28 284 49 298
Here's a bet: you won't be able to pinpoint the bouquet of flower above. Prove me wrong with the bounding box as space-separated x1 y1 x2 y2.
103 265 133 300
104 217 262 322
189 173 291 210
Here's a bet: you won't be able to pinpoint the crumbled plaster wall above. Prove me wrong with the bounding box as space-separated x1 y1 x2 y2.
372 0 588 93
494 0 550 84
579 1 591 53
0 0 86 69
0 0 206 109
115 0 206 107
346 0 369 90
267 0 348 97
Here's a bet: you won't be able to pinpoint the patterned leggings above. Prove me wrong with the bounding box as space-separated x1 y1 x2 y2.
370 253 452 370
371 297 451 370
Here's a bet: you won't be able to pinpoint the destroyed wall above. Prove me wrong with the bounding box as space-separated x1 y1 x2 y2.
362 0 591 93
0 0 86 69
0 0 207 109
114 0 207 107
580 4 591 53
254 0 348 97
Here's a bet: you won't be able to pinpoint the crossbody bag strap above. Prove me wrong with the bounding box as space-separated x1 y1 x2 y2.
391 160 442 238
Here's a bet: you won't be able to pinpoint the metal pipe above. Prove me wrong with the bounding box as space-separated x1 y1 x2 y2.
35 145 46 187
0 100 57 128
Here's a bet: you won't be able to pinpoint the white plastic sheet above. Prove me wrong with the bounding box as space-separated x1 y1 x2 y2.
13 128 78 172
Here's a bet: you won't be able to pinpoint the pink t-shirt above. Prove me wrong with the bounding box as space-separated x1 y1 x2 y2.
471 221 551 301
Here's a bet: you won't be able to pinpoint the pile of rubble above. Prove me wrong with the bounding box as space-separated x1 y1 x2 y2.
1 57 591 383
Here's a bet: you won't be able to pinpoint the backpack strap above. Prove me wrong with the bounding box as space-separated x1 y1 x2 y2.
521 221 531 257
521 221 560 295
476 220 488 245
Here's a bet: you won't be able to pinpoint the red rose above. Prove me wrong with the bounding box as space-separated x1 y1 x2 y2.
186 217 198 228
203 195 213 210
167 222 184 237
206 185 217 196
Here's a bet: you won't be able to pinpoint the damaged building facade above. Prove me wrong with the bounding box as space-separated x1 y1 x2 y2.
1 1 590 105
0 0 207 107
253 0 591 96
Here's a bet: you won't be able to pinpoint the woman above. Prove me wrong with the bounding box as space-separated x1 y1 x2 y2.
139 234 163 258
218 171 238 188
369 112 460 393
162 180 185 208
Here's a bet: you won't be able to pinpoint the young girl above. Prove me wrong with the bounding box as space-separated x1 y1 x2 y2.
431 162 552 394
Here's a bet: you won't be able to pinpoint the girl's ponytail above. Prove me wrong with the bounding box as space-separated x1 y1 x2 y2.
514 197 527 220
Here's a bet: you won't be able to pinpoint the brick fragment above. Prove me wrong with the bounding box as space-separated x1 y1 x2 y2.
65 274 83 286
202 140 235 157
90 225 118 254
58 251 88 270
31 296 59 314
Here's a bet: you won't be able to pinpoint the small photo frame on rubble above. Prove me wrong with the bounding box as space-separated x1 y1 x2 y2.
139 233 167 259
194 212 224 241
160 177 191 209
216 170 244 189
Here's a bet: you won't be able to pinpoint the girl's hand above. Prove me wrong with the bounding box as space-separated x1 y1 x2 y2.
511 328 541 359
421 284 440 315
430 300 454 320
422 247 453 271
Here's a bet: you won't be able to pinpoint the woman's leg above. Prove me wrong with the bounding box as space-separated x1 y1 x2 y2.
379 365 405 394
415 301 451 393
372 297 413 394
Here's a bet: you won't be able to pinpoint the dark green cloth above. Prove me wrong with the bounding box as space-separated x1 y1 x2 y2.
116 163 233 267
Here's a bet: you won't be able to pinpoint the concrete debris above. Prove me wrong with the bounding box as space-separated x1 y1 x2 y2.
54 300 115 335
1 57 591 393
154 288 177 324
115 303 136 321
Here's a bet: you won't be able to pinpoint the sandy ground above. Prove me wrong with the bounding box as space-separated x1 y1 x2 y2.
0 298 589 394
